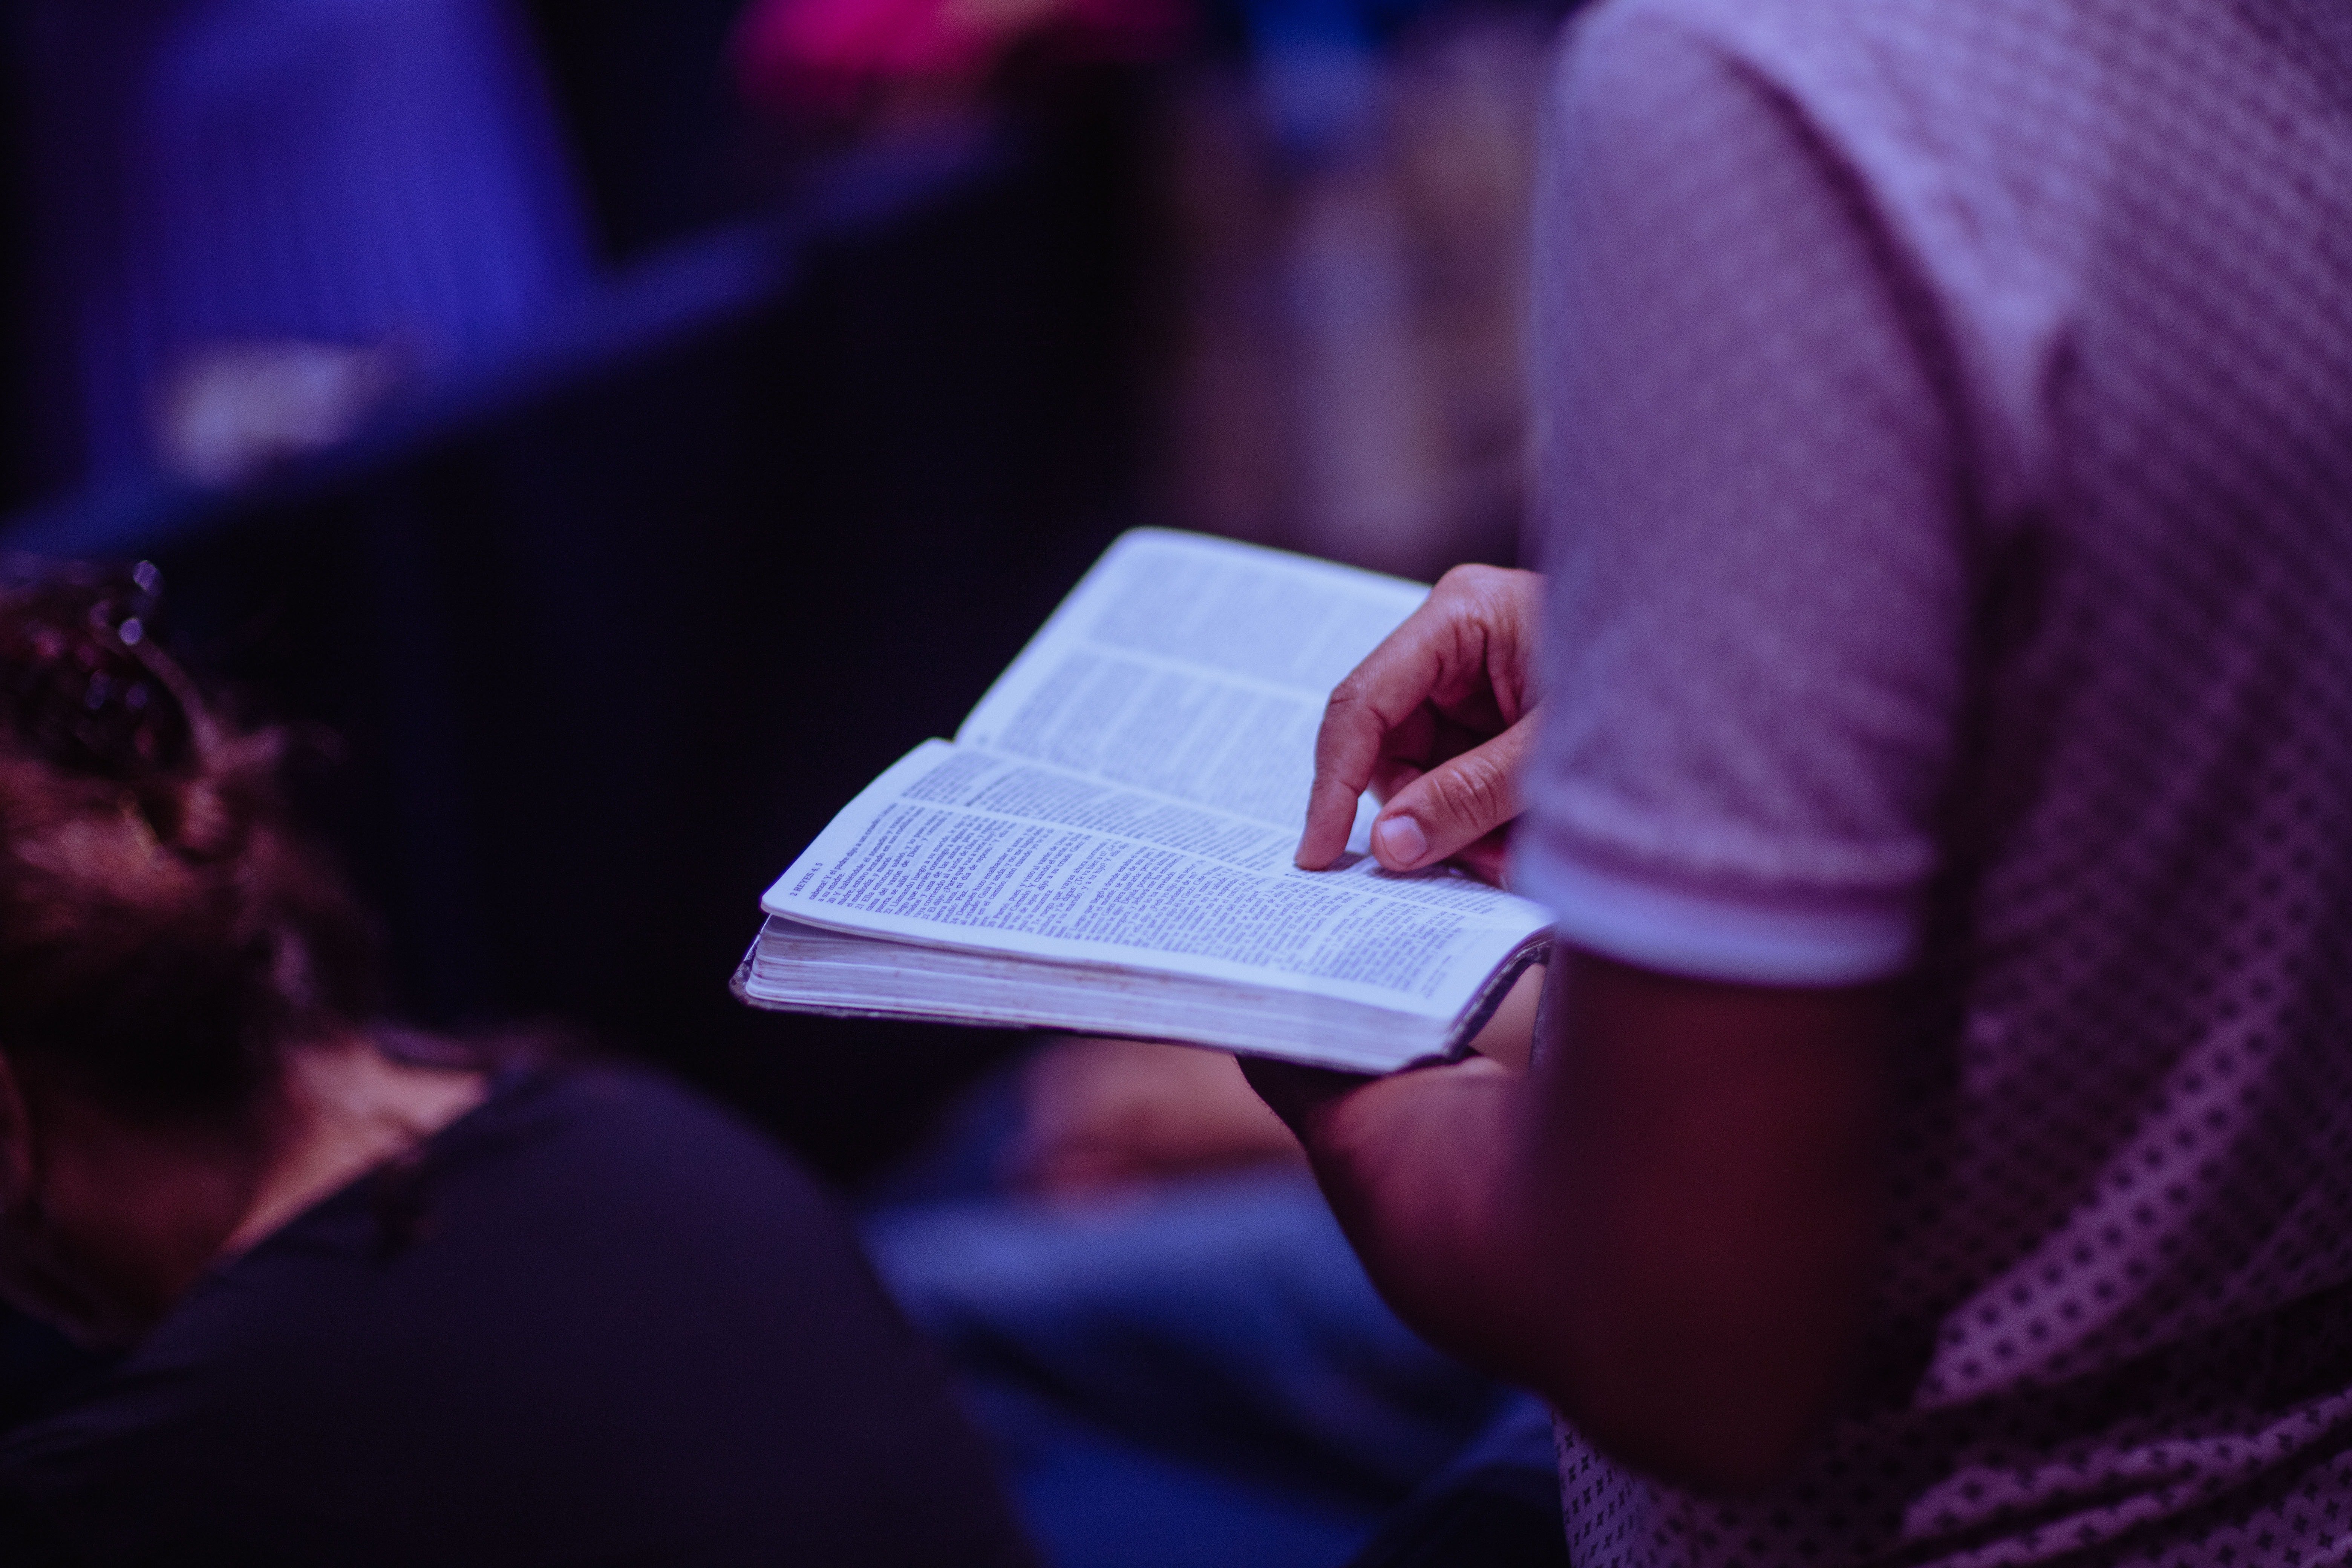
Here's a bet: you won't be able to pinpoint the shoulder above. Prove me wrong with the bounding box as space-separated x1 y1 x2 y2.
1557 0 2088 94
1538 0 2019 268
367 1060 868 1279
0 1063 1029 1566
1550 0 2298 226
1550 0 2108 177
0 1064 854 1481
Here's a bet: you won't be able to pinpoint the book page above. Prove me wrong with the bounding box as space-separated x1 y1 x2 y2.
957 531 1428 830
763 741 1550 1019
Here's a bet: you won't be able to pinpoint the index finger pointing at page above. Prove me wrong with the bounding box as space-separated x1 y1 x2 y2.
1295 609 1451 870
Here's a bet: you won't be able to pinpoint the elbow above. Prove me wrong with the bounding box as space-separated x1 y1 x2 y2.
1529 1298 1849 1496
1555 1374 1821 1496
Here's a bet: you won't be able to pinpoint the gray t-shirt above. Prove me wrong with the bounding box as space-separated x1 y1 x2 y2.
1512 0 2352 1560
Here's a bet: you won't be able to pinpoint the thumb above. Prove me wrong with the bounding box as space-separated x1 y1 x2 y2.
1367 717 1535 873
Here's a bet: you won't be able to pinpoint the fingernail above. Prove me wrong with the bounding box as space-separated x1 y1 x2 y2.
1374 815 1426 867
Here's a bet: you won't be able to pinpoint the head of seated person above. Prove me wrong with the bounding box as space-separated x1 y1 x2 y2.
0 564 484 1346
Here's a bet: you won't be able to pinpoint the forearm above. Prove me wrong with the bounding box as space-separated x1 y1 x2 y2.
1261 952 1889 1493
1288 1059 1563 1387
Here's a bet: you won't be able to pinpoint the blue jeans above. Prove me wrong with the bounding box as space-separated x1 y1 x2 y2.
867 1167 1519 1568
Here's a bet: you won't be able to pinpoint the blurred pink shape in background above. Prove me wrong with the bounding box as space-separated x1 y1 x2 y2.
734 0 1188 116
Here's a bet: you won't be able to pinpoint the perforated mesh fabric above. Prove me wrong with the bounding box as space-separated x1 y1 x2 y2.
1513 0 2352 1559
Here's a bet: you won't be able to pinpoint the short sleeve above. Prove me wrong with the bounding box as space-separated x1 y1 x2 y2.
1511 4 1973 985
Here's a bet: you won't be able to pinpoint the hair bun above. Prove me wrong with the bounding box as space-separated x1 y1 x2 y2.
0 594 380 1117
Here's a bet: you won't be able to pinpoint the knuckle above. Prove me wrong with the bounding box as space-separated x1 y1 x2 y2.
1431 565 1482 603
1437 563 1501 599
1428 757 1509 828
1322 678 1383 734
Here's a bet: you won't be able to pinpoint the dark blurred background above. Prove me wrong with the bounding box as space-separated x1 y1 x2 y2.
0 0 1557 1191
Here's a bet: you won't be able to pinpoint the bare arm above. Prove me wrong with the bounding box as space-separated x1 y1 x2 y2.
1276 565 1890 1487
1251 948 1889 1491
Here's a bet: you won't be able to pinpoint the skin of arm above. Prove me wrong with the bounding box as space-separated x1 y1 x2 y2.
1271 565 1891 1491
1250 954 1889 1491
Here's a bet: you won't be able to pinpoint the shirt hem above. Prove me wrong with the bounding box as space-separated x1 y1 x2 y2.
1511 842 1916 985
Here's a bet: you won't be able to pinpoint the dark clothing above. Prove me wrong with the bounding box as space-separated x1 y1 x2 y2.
0 1064 1034 1568
1346 1397 1566 1568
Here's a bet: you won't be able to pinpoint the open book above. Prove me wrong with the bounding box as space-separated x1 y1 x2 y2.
733 530 1551 1073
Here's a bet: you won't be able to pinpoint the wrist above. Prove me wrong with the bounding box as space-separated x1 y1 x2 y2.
1311 1055 1515 1166
1288 1057 1534 1373
1235 1057 1375 1144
